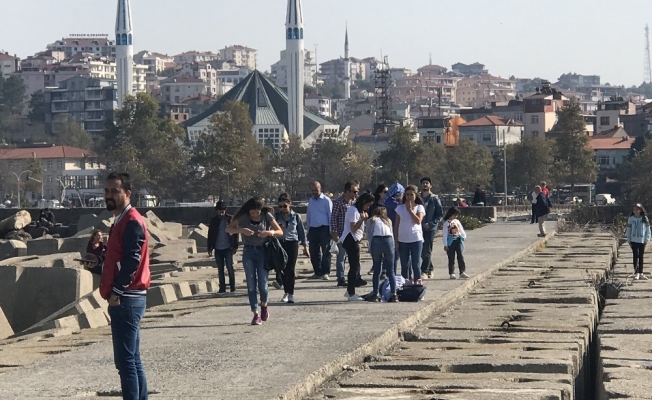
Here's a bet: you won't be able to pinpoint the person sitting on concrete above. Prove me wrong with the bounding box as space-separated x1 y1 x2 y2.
472 185 486 206
86 229 107 260
207 200 239 293
38 208 55 228
533 185 552 237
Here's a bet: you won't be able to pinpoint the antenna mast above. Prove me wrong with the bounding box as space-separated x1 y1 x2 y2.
645 24 652 83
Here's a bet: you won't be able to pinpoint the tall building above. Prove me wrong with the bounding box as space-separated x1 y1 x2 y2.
115 0 134 108
270 50 315 88
344 28 351 100
218 45 257 70
286 0 305 138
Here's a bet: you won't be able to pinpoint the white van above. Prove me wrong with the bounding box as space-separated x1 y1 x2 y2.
595 194 615 206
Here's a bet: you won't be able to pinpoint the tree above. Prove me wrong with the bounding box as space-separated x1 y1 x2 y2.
618 147 652 206
27 90 46 124
52 117 93 150
0 76 27 118
377 126 421 185
24 157 43 201
270 135 310 198
549 99 598 196
441 138 493 192
102 92 190 203
628 132 652 160
306 139 350 192
506 137 555 192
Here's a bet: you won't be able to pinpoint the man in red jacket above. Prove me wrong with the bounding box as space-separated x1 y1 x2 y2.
83 172 150 400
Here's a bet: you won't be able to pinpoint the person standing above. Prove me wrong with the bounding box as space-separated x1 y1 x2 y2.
226 197 283 325
305 181 333 280
442 206 469 279
82 172 150 400
341 193 375 301
394 185 425 284
627 203 651 280
207 201 239 293
331 181 364 287
275 193 309 303
365 206 398 302
366 184 388 275
419 177 443 280
541 181 550 197
472 185 486 206
533 185 552 237
530 188 538 225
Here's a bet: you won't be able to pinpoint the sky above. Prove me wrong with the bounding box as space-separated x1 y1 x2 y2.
3 0 652 87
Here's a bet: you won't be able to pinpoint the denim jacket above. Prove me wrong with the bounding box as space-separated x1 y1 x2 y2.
422 193 443 232
275 211 307 246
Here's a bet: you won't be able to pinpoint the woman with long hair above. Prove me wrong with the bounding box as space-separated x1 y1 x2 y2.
85 229 106 260
340 193 375 301
393 185 425 284
226 197 283 325
366 184 388 275
627 203 651 280
365 206 398 302
274 193 309 303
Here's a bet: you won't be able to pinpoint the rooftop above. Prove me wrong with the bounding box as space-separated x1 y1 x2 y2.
460 115 523 127
589 137 632 150
0 145 97 160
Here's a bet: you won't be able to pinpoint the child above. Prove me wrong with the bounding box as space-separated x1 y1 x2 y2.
365 207 398 302
626 203 652 280
442 207 469 280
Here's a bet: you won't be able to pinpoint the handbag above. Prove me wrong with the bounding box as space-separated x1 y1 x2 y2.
398 285 426 302
264 237 288 272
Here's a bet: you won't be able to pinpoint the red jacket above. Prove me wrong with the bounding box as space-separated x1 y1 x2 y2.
99 205 151 299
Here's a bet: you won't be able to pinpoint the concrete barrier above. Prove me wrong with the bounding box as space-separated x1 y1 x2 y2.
0 240 27 260
460 206 498 221
26 238 62 256
146 284 178 308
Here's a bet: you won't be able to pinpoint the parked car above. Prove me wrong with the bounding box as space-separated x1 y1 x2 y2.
595 194 616 206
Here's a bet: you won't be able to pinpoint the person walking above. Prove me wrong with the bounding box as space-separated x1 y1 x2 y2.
207 200 239 293
331 181 365 287
305 181 333 279
341 193 375 301
394 185 425 284
627 203 651 280
419 177 443 280
533 185 552 237
226 197 283 325
275 193 309 303
365 206 398 302
366 184 388 275
82 172 151 400
442 206 468 280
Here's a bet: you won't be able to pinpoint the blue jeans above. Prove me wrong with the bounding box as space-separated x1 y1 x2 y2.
307 226 331 276
109 295 148 400
215 248 235 291
420 229 435 274
371 236 396 295
399 241 423 281
242 246 269 312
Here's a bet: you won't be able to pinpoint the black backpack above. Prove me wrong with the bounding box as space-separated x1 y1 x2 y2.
398 285 426 302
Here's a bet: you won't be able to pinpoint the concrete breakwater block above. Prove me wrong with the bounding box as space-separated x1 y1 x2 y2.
164 222 183 238
146 284 178 308
173 282 193 299
189 281 208 295
0 240 27 261
0 305 14 339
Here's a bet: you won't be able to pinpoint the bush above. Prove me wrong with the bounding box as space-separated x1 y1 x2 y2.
459 215 483 230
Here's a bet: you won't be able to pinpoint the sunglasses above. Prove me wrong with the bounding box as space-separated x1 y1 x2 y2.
382 190 388 194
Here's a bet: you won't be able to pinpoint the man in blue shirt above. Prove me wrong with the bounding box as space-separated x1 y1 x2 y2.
419 177 443 279
306 181 333 279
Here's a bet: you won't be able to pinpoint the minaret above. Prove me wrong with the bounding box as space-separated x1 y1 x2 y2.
344 26 351 100
115 0 134 108
286 0 305 138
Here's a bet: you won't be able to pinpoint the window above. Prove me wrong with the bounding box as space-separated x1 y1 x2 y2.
531 115 539 124
436 136 442 144
482 133 492 142
600 116 610 126
47 160 53 168
9 162 13 168
48 175 53 183
597 156 610 165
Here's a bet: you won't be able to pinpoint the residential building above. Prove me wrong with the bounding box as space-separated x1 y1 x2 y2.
389 67 412 81
46 36 116 58
160 76 207 103
458 116 523 153
415 116 465 146
44 76 117 135
393 71 461 106
556 73 600 90
305 94 331 118
63 55 147 93
160 103 191 124
319 56 378 85
451 62 487 76
589 135 632 171
215 66 251 94
270 50 316 88
595 99 636 135
179 62 218 96
455 75 516 106
523 82 568 138
622 103 652 137
218 45 257 70
0 144 102 204
0 52 19 79
459 100 524 123
134 51 173 75
17 64 89 99
173 51 219 64
183 70 343 148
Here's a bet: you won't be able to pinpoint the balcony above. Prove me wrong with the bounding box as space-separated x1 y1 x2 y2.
85 102 103 111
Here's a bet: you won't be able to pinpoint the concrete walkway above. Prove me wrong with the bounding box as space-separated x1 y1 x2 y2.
0 222 549 399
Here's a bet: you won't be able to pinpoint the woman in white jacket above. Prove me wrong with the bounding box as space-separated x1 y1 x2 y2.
626 203 652 280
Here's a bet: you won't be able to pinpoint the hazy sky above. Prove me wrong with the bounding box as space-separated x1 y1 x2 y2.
4 0 652 87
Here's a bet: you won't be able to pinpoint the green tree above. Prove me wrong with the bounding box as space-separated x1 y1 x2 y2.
441 138 493 192
549 99 598 196
628 132 652 160
24 157 43 200
0 76 27 118
306 138 350 192
103 92 190 203
270 135 310 198
27 90 46 124
52 117 93 150
618 147 652 205
377 126 421 184
506 137 555 192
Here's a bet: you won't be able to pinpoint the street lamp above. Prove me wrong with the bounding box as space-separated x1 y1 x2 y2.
218 167 236 205
10 170 29 208
503 127 508 207
371 165 383 188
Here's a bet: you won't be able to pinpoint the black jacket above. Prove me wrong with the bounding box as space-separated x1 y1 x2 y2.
472 189 486 205
207 214 239 252
534 193 552 218
264 237 288 272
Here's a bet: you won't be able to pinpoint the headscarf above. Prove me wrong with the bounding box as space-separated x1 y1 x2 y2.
387 183 405 199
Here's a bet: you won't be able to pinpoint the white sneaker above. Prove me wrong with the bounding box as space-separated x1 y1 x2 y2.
641 274 649 280
281 294 289 303
367 268 373 275
421 273 428 280
459 272 470 279
321 274 330 281
347 294 364 301
450 274 458 280
288 294 294 303
635 273 641 280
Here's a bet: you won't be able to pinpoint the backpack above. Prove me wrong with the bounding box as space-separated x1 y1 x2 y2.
398 285 426 302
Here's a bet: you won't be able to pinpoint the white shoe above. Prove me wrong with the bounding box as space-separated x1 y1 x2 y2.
635 273 640 280
421 273 428 280
367 269 374 275
288 294 294 303
281 294 289 303
347 294 364 301
459 272 470 279
450 274 458 280
640 274 649 280
321 274 330 281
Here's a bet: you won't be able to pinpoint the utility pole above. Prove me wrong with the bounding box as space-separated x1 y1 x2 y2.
219 167 236 206
503 128 508 207
645 24 652 83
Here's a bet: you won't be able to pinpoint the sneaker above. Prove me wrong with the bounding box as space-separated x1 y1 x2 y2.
367 268 374 275
537 233 546 237
421 273 428 280
251 315 262 325
261 306 269 322
641 274 649 280
415 279 423 285
427 271 434 279
337 278 347 287
459 272 470 279
388 294 399 303
450 274 458 280
288 294 295 303
347 294 364 301
281 294 289 303
344 291 351 298
272 281 282 290
218 289 227 294
321 274 330 281
355 278 368 287
635 273 641 280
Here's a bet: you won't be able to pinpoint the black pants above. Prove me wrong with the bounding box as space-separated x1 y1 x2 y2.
531 204 538 223
632 242 646 274
278 241 299 294
421 229 435 274
342 234 360 296
215 248 235 292
447 238 466 275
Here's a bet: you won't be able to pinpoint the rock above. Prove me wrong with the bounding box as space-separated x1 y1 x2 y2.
4 230 32 243
0 210 32 236
163 222 183 238
23 225 48 239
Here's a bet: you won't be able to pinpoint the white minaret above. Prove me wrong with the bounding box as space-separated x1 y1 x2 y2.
344 27 351 100
286 0 305 138
115 0 134 109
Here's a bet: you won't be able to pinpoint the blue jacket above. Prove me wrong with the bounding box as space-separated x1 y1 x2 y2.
275 211 307 246
534 193 552 218
421 193 443 232
627 216 651 244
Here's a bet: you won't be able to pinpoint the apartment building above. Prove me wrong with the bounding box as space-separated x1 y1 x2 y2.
219 45 257 70
0 52 19 79
47 36 116 58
